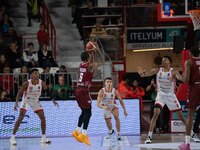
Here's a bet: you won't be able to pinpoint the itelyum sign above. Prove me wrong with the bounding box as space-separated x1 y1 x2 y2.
126 27 186 50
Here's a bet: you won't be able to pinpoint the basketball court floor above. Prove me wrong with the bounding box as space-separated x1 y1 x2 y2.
1 134 200 150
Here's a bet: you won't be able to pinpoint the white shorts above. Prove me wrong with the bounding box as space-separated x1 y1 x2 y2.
155 92 181 111
104 104 118 119
20 98 43 112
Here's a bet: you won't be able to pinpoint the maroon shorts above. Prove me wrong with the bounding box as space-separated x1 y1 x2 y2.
75 86 92 109
188 84 200 109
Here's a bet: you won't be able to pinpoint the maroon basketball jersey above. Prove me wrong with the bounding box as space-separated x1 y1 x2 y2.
189 57 200 85
78 62 93 87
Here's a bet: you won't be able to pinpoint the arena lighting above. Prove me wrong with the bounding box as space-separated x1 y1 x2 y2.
132 47 173 52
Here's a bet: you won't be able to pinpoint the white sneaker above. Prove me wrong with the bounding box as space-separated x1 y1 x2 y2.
191 133 200 143
117 134 122 141
41 137 51 144
145 136 152 144
105 129 115 139
10 136 17 145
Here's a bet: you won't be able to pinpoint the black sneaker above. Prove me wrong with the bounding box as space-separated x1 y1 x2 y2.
117 134 122 141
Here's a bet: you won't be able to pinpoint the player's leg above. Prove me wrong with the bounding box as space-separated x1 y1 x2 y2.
72 108 84 142
145 107 161 144
10 109 27 145
72 87 84 142
36 109 51 143
104 109 114 139
179 109 195 149
191 107 200 142
112 107 122 140
77 108 92 145
193 107 200 134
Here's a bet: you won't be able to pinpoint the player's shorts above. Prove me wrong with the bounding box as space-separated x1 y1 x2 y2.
188 83 200 109
75 86 92 109
104 104 118 119
155 92 181 111
20 98 43 112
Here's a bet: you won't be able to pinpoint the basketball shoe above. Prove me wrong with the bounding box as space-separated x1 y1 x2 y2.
41 136 51 143
144 136 152 144
77 134 91 145
191 133 200 143
178 143 190 150
72 130 83 143
10 136 17 145
105 129 115 139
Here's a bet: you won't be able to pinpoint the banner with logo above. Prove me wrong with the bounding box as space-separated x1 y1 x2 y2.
0 100 140 138
171 101 200 132
127 27 186 50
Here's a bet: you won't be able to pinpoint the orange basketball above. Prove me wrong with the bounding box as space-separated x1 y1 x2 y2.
86 41 96 51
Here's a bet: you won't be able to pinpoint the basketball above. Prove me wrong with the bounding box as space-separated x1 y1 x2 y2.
86 41 96 51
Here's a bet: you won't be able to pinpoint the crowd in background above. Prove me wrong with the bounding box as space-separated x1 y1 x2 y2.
0 1 73 101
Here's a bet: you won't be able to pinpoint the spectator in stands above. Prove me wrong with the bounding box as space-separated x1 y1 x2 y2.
0 37 7 54
117 74 135 99
6 42 22 69
51 76 72 100
0 5 7 23
0 53 9 73
132 79 145 111
72 2 83 40
38 44 58 68
37 23 49 50
0 13 13 33
23 42 39 68
55 65 72 86
0 66 13 100
18 66 29 87
3 27 22 50
41 66 53 97
83 1 97 40
26 0 41 26
90 22 107 38
14 66 29 96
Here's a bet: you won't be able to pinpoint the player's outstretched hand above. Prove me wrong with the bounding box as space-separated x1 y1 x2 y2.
137 67 146 77
14 103 18 111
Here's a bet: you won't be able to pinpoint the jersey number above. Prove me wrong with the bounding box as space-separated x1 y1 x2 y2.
79 73 83 82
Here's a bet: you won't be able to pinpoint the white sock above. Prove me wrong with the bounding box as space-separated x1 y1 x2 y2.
12 134 16 138
117 131 120 135
148 131 153 138
191 130 194 136
42 134 46 138
82 129 87 135
76 127 81 132
185 135 190 144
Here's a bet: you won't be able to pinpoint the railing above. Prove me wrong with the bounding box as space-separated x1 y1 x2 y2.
22 2 57 59
41 2 57 59
90 36 119 87
0 72 78 101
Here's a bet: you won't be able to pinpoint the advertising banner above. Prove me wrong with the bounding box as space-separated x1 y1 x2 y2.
0 99 140 138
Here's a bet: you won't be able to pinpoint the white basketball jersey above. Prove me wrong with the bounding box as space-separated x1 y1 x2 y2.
23 79 42 100
156 67 175 94
101 87 116 106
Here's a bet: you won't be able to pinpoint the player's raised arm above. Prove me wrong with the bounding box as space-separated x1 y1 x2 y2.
115 90 128 117
138 67 159 77
14 81 28 111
